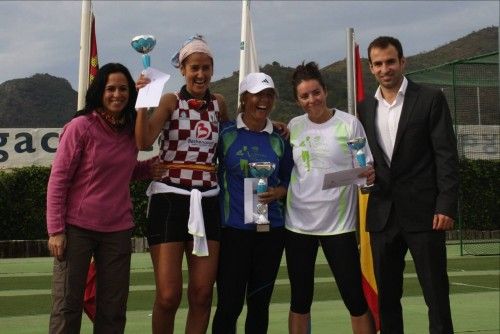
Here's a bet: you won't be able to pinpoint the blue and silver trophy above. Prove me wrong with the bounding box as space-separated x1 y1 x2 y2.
347 137 372 193
131 35 156 69
249 162 276 232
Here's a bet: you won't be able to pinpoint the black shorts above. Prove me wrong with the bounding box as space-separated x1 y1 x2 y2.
285 230 368 316
147 192 221 246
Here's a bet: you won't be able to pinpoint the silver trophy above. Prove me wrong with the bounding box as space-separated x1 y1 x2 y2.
248 162 276 232
131 35 156 69
347 137 372 193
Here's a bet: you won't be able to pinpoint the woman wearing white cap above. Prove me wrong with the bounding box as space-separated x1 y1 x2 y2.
285 62 376 333
135 35 228 334
212 72 293 333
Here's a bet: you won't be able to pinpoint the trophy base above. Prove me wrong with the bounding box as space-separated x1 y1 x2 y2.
360 184 374 194
256 224 270 232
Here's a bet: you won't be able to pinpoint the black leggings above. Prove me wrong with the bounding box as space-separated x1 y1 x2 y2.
285 230 368 316
212 226 285 334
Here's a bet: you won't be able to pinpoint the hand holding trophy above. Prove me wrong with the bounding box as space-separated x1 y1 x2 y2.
347 137 373 193
131 35 156 69
248 162 276 232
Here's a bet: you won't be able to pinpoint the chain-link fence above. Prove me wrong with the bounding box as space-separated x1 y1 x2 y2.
407 52 499 255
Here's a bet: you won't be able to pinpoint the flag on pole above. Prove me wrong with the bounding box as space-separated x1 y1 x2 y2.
355 43 380 331
79 0 98 322
238 0 259 100
88 14 99 84
354 44 365 105
83 260 96 321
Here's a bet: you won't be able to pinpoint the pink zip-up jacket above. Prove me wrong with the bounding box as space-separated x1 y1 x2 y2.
46 111 151 235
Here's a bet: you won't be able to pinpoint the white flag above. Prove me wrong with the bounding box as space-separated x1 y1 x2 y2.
238 0 259 100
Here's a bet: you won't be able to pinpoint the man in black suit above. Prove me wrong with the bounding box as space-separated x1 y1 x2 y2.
358 36 459 334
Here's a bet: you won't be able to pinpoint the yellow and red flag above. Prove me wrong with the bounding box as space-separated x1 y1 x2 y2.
355 43 380 331
83 10 98 324
77 0 98 109
89 14 99 84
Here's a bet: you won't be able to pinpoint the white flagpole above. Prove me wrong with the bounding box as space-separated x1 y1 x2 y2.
247 17 258 75
238 0 259 102
77 0 92 110
346 27 355 116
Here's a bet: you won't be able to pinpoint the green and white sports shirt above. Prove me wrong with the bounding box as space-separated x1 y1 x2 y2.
285 109 373 235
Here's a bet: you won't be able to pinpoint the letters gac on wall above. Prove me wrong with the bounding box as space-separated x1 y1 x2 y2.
0 128 158 168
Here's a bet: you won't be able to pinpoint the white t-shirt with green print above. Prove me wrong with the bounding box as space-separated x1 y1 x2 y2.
285 109 373 235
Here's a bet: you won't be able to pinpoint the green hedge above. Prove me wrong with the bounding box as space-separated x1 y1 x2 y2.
0 160 498 240
458 159 499 230
0 166 50 240
0 166 150 240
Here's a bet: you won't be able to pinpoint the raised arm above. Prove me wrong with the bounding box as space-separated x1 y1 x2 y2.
135 93 177 149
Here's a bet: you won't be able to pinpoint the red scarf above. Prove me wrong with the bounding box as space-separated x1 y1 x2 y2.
97 109 126 131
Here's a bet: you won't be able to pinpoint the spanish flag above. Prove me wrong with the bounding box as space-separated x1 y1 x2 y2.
77 0 98 110
82 3 98 323
83 260 96 321
355 43 380 331
88 14 98 84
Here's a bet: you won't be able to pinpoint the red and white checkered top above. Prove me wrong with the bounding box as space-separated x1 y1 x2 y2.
158 93 220 189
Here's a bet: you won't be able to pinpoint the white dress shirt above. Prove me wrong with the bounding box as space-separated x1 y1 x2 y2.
374 77 408 165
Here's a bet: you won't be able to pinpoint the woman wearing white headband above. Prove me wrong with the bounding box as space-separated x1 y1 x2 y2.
135 34 228 334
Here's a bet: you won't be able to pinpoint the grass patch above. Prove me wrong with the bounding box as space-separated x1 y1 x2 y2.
0 273 497 317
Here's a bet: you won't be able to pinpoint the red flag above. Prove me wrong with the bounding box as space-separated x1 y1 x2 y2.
89 14 99 84
83 13 98 323
83 260 97 321
355 44 365 103
355 43 380 331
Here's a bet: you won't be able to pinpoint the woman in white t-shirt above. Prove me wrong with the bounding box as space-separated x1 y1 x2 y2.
285 61 376 334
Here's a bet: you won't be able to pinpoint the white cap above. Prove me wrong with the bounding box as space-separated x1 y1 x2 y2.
239 72 277 96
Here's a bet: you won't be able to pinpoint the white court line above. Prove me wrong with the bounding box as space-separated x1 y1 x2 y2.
450 282 499 291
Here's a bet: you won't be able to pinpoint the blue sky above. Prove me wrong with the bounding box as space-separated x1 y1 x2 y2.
0 1 498 91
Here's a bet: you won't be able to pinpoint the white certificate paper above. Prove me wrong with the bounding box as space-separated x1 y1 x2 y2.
322 166 370 190
135 67 170 108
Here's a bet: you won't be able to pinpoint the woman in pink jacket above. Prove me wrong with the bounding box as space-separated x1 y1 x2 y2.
46 63 152 334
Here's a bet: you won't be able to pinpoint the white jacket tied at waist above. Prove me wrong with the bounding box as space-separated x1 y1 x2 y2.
146 181 220 256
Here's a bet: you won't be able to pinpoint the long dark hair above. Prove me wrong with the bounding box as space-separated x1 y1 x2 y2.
291 61 326 101
74 63 137 126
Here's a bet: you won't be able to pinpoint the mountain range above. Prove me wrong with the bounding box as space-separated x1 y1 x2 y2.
0 26 497 127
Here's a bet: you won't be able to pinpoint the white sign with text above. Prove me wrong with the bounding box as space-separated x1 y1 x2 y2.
0 128 159 169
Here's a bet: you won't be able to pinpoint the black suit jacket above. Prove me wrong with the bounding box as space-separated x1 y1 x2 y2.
358 79 459 232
